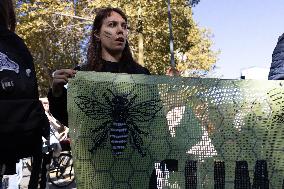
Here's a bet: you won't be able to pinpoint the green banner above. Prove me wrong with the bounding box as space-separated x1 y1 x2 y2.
68 72 284 189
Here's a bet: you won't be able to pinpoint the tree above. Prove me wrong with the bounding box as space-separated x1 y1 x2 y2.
131 0 218 75
16 0 217 96
16 0 87 95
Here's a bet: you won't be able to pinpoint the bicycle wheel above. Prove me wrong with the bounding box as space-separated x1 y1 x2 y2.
48 153 75 188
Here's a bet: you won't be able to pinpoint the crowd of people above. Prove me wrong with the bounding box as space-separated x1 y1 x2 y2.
0 0 283 188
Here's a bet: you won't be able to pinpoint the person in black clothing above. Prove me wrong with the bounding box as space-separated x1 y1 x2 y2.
48 7 150 125
0 0 50 188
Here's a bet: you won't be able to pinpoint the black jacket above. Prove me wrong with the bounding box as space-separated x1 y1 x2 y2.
0 26 37 99
0 25 49 163
48 60 150 126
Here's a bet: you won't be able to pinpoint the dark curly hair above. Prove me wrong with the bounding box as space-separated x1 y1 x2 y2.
0 0 16 32
87 7 139 72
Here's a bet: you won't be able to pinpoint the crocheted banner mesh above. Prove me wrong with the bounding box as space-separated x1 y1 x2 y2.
68 72 284 189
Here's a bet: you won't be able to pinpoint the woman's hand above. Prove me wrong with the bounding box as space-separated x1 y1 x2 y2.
166 67 180 76
51 69 77 97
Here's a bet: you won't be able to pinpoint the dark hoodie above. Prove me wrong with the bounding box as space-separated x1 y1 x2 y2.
0 25 49 163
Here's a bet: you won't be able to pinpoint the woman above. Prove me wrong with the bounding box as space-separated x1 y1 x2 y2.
0 0 49 188
48 7 150 126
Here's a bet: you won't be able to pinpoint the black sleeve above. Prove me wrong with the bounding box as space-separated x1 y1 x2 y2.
143 67 151 75
133 64 151 75
47 88 68 127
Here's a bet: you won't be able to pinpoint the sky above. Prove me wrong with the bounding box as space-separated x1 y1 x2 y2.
192 0 284 79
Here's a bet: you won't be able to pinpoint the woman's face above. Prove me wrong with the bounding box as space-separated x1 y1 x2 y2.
98 11 128 56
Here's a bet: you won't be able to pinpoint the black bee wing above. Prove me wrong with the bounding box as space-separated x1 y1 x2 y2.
89 122 111 154
126 120 148 135
128 123 146 157
74 95 112 120
128 99 162 122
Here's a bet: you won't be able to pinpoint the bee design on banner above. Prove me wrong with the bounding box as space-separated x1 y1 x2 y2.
74 88 162 156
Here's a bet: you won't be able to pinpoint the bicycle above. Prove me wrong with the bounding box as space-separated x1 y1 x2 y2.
47 139 75 188
24 138 75 188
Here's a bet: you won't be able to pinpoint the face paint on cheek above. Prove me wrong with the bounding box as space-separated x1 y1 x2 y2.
103 31 112 39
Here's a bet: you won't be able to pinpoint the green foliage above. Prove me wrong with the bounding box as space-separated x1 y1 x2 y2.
16 0 87 96
16 0 217 96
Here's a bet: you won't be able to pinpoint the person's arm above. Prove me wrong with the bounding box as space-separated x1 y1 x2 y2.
47 87 68 126
48 69 76 126
51 69 76 97
141 67 151 75
134 64 151 75
166 67 180 76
